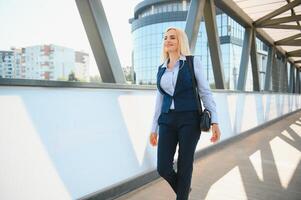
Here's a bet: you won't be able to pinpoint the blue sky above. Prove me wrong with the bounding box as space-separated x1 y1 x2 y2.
0 0 142 76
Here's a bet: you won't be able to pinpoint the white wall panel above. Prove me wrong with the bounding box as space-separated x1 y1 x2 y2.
0 86 300 199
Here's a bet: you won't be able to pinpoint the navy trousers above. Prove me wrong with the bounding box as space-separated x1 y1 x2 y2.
157 110 201 200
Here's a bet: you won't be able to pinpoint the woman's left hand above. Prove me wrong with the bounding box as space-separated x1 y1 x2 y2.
210 124 221 143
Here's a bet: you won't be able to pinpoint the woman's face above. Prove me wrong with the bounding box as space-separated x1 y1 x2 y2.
164 29 179 54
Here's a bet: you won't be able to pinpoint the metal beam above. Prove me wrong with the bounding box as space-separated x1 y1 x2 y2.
250 28 260 91
275 33 301 45
264 47 275 91
275 33 301 44
75 0 126 83
215 0 295 65
283 59 289 92
279 58 288 92
258 15 301 27
255 0 301 25
185 0 206 53
289 63 295 93
297 68 301 94
275 39 301 46
287 49 301 57
286 0 301 28
261 24 301 30
214 0 252 27
295 68 300 93
237 28 252 91
278 58 282 92
272 57 281 92
203 0 225 89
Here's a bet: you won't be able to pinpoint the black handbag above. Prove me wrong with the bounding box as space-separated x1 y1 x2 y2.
186 55 211 132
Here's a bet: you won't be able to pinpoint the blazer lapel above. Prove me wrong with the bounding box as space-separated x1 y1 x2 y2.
157 67 167 95
173 60 184 96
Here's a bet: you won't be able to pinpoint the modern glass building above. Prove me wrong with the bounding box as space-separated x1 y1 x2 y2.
129 0 268 90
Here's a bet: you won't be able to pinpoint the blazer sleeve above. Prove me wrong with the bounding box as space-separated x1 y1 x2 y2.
150 89 163 133
193 56 219 124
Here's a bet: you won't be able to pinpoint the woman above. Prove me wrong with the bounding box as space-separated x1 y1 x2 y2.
149 27 221 200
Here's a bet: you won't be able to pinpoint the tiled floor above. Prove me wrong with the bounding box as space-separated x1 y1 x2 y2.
116 111 301 200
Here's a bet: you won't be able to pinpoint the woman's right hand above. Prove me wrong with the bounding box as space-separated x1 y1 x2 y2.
149 132 158 146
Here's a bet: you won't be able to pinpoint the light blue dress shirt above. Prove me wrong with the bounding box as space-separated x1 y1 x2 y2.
151 55 218 133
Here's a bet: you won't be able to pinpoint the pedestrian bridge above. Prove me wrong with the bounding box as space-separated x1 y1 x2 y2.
0 83 300 200
1 0 301 199
116 110 301 200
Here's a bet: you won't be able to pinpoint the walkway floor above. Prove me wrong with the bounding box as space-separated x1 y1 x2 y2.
116 111 301 200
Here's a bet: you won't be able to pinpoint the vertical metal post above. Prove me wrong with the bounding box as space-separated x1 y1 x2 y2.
278 57 285 92
237 27 252 91
283 59 289 92
296 68 300 93
264 47 275 91
75 0 126 83
203 0 225 89
289 64 295 93
272 55 280 92
250 29 260 91
185 0 206 53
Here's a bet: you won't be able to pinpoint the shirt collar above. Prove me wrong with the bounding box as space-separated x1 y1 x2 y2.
162 54 186 68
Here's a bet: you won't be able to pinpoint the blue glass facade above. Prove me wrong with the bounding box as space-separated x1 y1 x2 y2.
131 0 268 90
133 21 186 85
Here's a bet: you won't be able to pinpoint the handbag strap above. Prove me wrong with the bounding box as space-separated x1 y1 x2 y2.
186 55 203 115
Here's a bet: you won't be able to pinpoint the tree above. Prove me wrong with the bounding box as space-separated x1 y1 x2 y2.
68 71 78 81
89 75 102 82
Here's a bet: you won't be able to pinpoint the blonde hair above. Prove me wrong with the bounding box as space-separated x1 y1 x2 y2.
161 27 191 63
